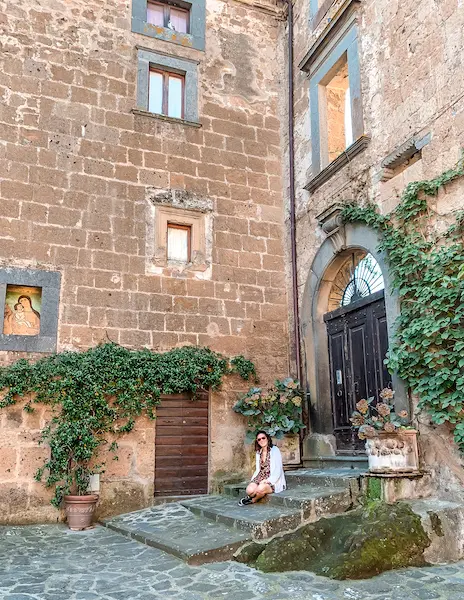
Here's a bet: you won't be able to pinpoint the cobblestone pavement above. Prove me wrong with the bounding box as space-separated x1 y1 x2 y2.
1 524 463 600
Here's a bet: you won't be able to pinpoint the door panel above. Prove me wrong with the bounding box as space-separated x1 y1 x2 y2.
325 292 392 452
154 392 209 496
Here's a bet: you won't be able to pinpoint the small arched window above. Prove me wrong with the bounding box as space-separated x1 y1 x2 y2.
328 252 385 311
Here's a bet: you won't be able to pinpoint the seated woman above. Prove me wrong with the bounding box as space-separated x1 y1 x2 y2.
238 430 286 506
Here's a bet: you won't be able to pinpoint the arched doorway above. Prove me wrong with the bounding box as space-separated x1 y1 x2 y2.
300 217 408 458
324 252 391 452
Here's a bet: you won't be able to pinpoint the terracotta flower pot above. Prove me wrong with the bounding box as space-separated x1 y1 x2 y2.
64 494 98 530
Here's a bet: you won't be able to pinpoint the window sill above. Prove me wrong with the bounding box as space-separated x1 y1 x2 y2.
131 109 202 128
305 135 370 193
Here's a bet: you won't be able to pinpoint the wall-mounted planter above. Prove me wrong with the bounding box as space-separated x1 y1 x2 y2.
365 430 419 474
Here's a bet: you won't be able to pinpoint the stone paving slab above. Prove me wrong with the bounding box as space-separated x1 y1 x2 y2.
102 503 251 564
1 524 464 600
180 495 302 539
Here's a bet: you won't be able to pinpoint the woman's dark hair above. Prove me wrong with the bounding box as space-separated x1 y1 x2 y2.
254 430 273 453
17 295 40 319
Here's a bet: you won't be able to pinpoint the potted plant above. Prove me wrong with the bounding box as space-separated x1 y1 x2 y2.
36 417 103 530
350 388 419 473
233 378 305 464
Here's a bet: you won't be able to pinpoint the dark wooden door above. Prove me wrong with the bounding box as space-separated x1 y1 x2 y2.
324 290 392 452
154 392 209 496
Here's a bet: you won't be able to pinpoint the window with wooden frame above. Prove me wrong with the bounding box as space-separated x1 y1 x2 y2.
167 223 191 263
148 68 185 119
147 1 190 33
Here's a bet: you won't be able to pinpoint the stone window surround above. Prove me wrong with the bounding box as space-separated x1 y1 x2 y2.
309 0 361 32
136 48 199 124
131 0 206 51
156 205 205 268
145 189 213 278
305 21 364 186
0 268 61 353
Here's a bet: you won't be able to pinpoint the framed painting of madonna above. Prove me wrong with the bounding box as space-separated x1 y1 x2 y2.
0 268 61 352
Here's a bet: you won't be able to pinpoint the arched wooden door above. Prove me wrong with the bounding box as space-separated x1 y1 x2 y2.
324 253 391 452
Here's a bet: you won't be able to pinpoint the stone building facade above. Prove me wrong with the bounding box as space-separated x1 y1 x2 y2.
292 0 464 496
1 0 464 525
0 0 290 522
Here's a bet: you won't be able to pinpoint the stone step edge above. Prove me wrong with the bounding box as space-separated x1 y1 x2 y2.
223 482 350 505
101 519 250 566
180 500 303 539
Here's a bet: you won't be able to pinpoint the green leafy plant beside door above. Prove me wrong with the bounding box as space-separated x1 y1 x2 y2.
233 378 305 442
0 342 255 507
342 156 464 452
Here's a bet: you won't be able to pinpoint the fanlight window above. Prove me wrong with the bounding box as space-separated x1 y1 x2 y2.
328 252 384 311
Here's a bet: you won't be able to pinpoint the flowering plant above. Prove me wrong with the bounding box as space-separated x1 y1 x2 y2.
233 378 305 442
350 388 412 440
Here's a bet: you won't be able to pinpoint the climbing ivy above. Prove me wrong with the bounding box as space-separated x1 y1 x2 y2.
342 157 464 452
230 355 258 382
0 343 255 507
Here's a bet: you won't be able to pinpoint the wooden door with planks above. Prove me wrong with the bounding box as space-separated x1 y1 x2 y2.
154 391 209 497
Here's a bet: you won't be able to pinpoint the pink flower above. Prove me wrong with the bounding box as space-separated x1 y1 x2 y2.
379 388 394 400
377 403 391 417
356 399 369 414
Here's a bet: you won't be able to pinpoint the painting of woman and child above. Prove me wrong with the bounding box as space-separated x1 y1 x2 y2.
3 285 42 336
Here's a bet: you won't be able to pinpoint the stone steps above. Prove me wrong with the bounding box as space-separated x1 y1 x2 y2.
101 466 366 565
101 503 251 565
303 455 368 470
285 466 366 488
180 495 303 539
223 466 365 498
224 483 353 519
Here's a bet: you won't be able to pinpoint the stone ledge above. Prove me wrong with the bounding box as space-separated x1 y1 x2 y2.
304 135 370 193
131 109 202 128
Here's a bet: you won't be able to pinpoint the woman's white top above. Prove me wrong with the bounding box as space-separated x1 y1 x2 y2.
251 445 286 494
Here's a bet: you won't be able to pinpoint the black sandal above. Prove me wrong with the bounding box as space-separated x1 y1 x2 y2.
238 495 253 506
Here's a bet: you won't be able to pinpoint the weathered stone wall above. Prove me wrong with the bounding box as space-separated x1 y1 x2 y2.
291 0 464 485
0 0 289 522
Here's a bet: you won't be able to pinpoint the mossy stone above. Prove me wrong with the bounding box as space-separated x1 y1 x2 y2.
254 502 430 580
234 541 265 564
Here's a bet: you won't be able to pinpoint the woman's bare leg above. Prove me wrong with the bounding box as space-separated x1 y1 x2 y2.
251 482 273 502
246 482 258 497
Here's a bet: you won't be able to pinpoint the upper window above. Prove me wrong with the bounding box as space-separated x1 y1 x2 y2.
167 223 191 263
132 0 205 51
324 56 353 164
303 21 367 188
147 1 189 33
136 49 199 124
149 69 184 119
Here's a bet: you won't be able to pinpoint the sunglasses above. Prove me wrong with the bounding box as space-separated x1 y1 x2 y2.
257 436 267 441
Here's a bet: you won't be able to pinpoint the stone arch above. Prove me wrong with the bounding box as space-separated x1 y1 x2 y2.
300 219 409 455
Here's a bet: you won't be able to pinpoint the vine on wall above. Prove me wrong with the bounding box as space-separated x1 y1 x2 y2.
342 157 464 452
0 343 256 506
